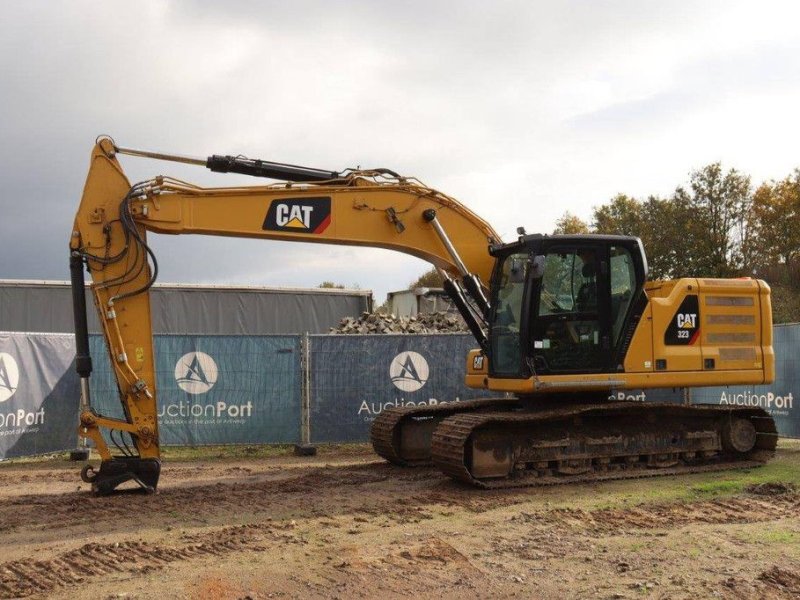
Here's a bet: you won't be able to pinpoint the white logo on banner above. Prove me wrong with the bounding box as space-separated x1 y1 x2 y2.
389 351 429 392
175 352 218 394
0 353 20 403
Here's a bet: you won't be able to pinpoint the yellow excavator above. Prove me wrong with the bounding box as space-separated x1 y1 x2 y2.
70 137 777 494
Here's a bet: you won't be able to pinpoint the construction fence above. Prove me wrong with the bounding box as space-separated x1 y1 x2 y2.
1 326 798 459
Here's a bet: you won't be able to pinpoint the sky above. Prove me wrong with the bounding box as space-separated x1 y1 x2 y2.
2 1 800 302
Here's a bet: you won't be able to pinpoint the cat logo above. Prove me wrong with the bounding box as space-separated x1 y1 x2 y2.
389 351 429 392
0 353 20 403
277 204 314 229
472 355 485 370
263 197 331 234
174 351 218 395
665 295 700 346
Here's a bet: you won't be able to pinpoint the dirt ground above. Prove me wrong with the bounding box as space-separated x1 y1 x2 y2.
0 441 799 600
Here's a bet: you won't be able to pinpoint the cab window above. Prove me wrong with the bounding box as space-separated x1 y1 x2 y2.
610 246 636 344
531 249 603 372
490 252 527 375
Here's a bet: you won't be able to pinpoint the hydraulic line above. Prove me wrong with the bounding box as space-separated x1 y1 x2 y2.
113 142 340 183
423 209 490 317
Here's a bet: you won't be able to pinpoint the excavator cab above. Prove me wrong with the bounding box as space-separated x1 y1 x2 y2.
489 234 648 378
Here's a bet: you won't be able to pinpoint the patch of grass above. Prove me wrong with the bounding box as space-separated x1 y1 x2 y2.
759 530 797 544
160 444 297 461
525 439 800 513
651 458 800 504
736 526 799 545
628 541 646 552
684 458 800 500
689 478 748 498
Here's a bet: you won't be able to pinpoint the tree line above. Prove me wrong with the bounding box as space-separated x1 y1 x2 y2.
554 164 800 322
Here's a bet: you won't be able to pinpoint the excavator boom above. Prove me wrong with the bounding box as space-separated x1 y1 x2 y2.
70 137 499 493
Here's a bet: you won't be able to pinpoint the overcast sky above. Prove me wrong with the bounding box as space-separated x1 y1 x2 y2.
2 1 799 302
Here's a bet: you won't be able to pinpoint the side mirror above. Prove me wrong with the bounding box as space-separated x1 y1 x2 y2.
530 255 546 279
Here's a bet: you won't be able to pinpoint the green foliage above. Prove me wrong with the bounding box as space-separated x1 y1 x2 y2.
751 170 800 267
408 267 444 289
318 281 345 289
642 195 696 279
593 193 643 235
758 267 800 324
553 212 590 234
591 193 689 279
680 162 752 277
741 527 797 544
688 479 744 497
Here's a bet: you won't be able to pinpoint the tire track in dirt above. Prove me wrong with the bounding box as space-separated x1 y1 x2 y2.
0 523 300 599
0 471 78 485
510 490 799 535
0 463 412 532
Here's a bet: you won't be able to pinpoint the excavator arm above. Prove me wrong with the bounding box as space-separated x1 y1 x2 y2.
69 137 501 493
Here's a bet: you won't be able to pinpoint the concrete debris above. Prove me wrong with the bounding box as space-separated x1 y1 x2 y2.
330 311 468 334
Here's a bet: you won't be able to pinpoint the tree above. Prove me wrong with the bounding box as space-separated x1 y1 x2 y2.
751 170 800 267
591 193 688 279
408 268 444 289
593 194 643 236
553 212 590 234
644 190 710 279
676 163 752 277
318 281 345 289
639 196 687 279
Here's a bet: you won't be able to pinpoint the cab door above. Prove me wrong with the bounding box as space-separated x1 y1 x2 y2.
527 244 612 374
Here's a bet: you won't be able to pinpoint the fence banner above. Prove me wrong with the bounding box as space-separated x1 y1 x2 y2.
308 334 495 443
3 324 798 459
607 388 686 404
0 333 79 459
691 324 800 438
90 334 301 445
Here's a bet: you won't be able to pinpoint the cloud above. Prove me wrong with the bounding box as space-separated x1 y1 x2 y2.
1 1 799 302
565 42 800 134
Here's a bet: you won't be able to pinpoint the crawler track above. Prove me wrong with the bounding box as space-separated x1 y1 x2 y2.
370 397 520 465
430 402 777 489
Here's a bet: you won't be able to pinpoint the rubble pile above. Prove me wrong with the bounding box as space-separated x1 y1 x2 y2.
330 311 469 334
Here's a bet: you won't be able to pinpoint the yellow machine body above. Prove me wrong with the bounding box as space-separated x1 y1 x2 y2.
467 277 774 392
69 138 776 492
